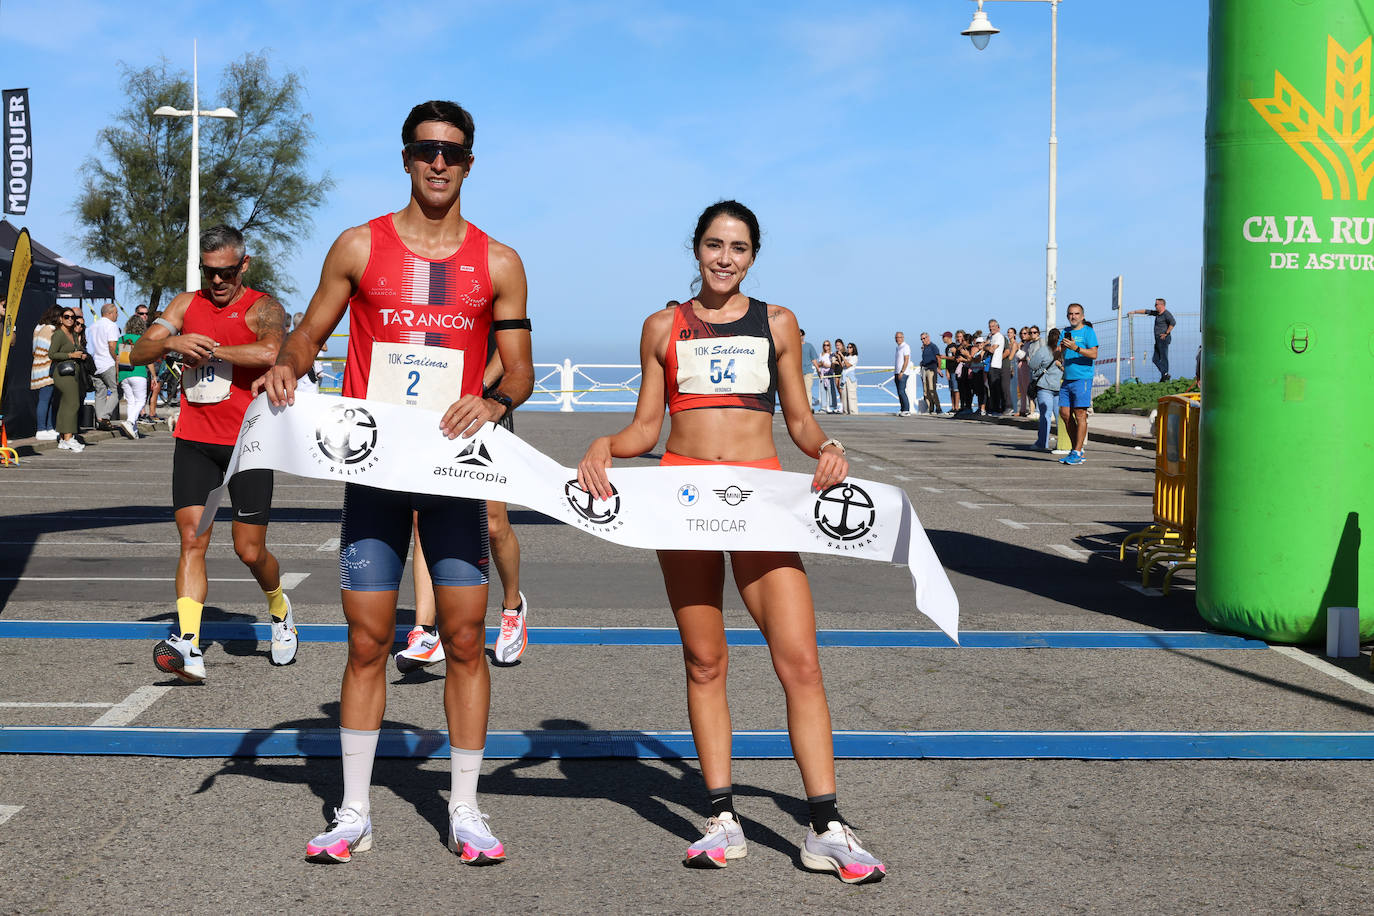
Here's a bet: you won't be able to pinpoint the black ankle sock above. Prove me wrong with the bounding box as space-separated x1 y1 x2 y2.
707 786 735 819
422 625 438 636
807 793 841 834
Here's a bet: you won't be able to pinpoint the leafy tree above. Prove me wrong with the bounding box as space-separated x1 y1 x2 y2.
75 52 332 311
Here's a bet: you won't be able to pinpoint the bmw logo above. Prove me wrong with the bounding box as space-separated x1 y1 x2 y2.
678 484 699 507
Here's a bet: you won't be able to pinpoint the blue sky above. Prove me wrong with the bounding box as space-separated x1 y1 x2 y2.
4 1 1208 364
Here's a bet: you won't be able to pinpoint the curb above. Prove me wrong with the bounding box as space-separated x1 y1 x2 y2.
889 411 1153 450
6 418 175 456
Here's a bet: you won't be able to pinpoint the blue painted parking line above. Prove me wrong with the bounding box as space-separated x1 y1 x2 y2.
0 620 1269 649
2 726 1370 759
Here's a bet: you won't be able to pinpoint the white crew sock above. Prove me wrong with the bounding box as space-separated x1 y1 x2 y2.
340 727 380 817
449 745 485 814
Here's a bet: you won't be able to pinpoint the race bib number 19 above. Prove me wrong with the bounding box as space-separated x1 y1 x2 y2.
368 342 464 411
183 356 232 404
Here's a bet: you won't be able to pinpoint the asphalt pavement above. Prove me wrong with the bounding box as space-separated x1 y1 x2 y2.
1 410 1371 915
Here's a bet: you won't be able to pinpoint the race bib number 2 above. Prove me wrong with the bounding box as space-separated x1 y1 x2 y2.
368 342 464 411
183 356 232 404
675 335 771 396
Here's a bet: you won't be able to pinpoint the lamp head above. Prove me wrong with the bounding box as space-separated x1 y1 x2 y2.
152 106 181 117
961 6 999 51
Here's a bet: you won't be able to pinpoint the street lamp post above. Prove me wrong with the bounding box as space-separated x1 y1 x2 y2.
962 0 1061 333
152 40 237 295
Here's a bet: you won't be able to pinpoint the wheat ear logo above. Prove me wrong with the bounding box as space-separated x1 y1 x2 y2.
1250 36 1374 201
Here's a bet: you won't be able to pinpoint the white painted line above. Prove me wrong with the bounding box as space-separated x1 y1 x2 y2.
0 806 22 827
0 541 336 547
317 537 340 553
0 702 114 709
867 464 886 471
2 577 283 583
1271 647 1374 699
1050 544 1092 562
922 487 943 494
1037 504 1152 508
892 475 911 481
280 572 311 590
1120 581 1164 597
90 686 173 727
997 518 1028 530
958 501 1012 509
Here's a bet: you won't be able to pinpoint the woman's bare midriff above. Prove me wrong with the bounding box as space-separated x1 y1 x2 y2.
664 406 777 462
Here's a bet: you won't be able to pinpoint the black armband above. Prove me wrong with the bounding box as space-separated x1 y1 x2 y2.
491 318 532 332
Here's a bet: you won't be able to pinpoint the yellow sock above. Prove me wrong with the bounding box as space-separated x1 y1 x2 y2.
264 585 289 621
176 597 204 646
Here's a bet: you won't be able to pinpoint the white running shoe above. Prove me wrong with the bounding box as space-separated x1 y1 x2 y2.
800 821 887 884
35 429 57 441
270 596 298 666
306 806 372 863
119 419 138 439
153 633 206 683
57 438 85 453
448 803 505 865
395 625 444 674
492 593 528 665
685 811 747 868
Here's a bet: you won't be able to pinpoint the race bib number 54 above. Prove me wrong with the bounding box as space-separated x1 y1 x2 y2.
368 342 464 411
675 335 771 395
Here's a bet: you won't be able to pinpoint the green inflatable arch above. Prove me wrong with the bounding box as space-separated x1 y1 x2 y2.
1199 0 1373 643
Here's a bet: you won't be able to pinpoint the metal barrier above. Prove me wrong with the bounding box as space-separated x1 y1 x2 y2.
308 358 953 413
1121 393 1201 591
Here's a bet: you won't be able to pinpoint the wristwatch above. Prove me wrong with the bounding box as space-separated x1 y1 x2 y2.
486 390 513 418
819 437 845 455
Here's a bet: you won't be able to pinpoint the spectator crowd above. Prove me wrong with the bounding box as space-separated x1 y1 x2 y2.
29 302 166 454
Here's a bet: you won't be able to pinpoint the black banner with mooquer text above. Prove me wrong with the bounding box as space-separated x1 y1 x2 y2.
3 89 31 215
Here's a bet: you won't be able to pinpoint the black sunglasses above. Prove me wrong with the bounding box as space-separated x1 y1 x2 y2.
201 256 246 281
61 314 75 321
405 140 472 165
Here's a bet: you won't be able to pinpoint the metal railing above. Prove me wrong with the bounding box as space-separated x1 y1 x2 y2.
312 358 951 413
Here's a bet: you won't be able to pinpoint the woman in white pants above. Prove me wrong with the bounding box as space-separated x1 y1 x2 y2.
117 315 150 439
840 342 859 414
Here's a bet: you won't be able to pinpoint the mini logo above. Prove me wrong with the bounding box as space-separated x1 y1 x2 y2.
1251 36 1374 200
564 479 620 525
813 483 876 541
455 440 495 467
677 483 699 507
241 414 261 435
714 486 753 506
316 405 379 465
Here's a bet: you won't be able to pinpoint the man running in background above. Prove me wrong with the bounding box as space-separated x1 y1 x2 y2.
130 224 297 683
255 99 533 866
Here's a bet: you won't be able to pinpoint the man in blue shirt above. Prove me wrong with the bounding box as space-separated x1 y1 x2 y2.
800 328 820 412
1057 303 1098 465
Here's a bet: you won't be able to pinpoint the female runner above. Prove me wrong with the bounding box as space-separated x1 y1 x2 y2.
577 200 886 884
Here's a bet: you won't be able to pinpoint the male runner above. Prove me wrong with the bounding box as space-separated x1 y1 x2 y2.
130 224 297 683
255 100 533 865
395 340 529 674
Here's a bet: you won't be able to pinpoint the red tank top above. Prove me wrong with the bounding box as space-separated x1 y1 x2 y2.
665 298 777 414
175 288 265 445
343 215 493 401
